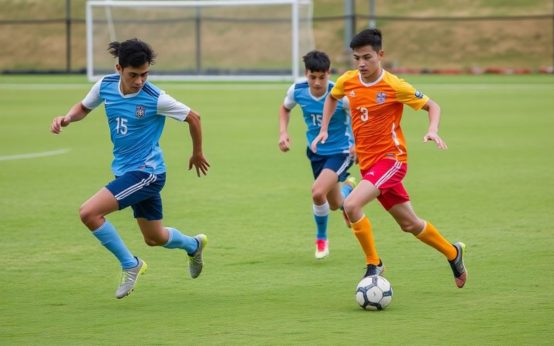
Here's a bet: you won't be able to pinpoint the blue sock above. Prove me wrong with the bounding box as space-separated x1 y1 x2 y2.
341 182 354 199
92 221 137 269
163 227 198 256
313 202 330 240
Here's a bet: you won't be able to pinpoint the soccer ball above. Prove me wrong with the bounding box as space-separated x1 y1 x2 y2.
355 276 393 310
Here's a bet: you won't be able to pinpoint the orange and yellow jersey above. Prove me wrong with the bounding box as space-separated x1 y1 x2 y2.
330 69 429 172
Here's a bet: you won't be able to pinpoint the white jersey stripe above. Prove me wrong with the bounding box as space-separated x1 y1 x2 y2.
391 123 404 156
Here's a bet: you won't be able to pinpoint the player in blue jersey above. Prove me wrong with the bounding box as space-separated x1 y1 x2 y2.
50 38 210 299
278 50 356 259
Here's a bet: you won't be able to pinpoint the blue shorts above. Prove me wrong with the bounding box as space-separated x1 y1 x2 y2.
306 147 353 182
105 171 166 221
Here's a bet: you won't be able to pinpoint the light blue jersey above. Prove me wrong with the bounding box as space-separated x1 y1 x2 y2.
284 80 353 156
82 74 189 176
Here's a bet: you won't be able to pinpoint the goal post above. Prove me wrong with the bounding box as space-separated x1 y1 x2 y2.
86 0 314 81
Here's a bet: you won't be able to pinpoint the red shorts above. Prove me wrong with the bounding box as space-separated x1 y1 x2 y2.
361 159 410 210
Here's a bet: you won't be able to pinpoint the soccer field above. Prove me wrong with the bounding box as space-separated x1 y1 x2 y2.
1 74 553 345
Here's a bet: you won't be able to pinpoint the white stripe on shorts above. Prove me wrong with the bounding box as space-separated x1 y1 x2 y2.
336 155 353 176
374 161 402 188
114 174 157 201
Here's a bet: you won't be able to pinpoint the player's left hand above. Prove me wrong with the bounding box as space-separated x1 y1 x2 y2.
423 132 448 150
189 153 210 177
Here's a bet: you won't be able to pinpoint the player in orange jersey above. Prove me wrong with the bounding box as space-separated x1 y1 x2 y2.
311 28 467 288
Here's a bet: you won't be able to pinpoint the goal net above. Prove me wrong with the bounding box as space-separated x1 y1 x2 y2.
86 0 314 81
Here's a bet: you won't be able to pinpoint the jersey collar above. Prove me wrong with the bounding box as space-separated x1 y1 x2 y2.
358 69 384 87
308 82 329 101
118 80 142 98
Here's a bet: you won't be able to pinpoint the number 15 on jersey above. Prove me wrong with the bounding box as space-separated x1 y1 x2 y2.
115 117 128 135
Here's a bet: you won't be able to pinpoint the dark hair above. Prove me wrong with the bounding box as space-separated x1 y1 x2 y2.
302 50 330 72
108 38 156 68
350 28 382 51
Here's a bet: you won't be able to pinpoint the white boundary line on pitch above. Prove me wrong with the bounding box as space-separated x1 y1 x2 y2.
0 148 70 161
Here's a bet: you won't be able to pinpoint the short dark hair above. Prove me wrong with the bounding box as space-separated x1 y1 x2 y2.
350 28 382 51
302 50 330 72
108 38 156 68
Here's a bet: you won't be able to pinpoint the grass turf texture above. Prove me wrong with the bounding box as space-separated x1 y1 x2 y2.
0 74 553 345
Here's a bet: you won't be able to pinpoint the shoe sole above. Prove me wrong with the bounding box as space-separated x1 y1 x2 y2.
117 261 148 299
456 272 467 288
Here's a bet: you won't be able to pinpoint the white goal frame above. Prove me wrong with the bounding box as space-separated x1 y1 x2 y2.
86 0 313 81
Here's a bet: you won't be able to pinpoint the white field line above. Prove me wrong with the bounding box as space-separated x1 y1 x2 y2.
0 148 70 161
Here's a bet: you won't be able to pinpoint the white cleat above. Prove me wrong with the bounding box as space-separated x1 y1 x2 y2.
189 234 207 278
315 239 329 259
116 257 147 299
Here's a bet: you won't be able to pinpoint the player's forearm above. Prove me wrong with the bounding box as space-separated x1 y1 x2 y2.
320 95 339 132
185 110 204 154
65 102 90 123
279 105 291 134
424 99 441 133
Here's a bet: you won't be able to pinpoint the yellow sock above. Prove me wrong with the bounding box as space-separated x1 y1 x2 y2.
416 221 457 261
351 215 380 265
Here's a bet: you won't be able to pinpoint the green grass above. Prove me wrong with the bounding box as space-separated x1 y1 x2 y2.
0 74 553 345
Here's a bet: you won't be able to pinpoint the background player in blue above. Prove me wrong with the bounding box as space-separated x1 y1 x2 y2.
50 39 210 299
278 50 356 259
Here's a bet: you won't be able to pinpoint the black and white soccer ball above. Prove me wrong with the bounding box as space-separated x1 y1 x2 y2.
355 275 393 310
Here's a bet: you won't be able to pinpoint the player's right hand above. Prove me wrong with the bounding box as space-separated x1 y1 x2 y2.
50 116 70 134
278 132 291 152
310 131 328 153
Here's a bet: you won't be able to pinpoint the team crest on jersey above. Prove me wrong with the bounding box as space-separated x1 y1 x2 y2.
135 105 145 118
376 91 386 104
415 90 424 99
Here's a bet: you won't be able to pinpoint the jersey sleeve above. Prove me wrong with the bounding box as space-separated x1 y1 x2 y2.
81 79 103 110
157 92 191 121
282 84 296 110
341 97 354 147
341 96 351 115
330 74 347 100
393 78 429 111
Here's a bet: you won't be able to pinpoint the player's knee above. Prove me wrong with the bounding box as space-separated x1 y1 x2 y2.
398 220 421 234
343 198 359 218
143 237 161 246
79 205 96 227
143 239 159 246
143 236 164 247
311 186 326 203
